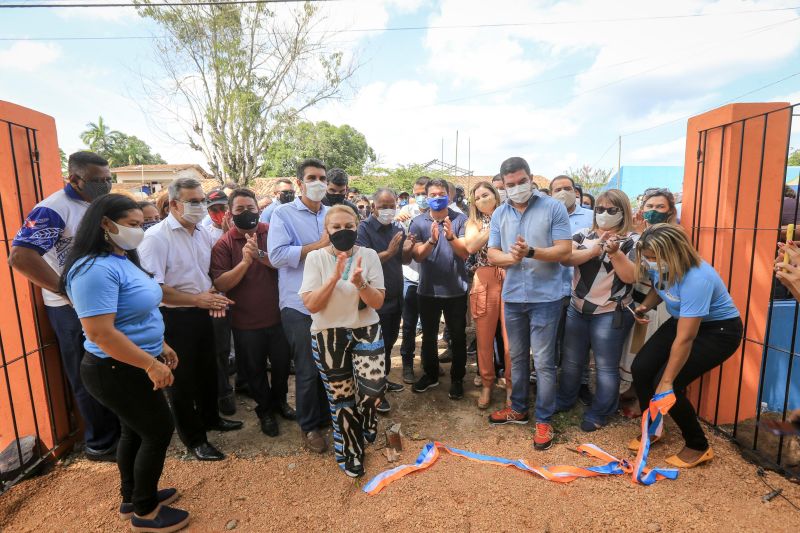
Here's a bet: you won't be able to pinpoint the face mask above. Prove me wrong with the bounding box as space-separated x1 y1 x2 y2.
141 220 159 232
428 195 449 211
326 192 346 205
595 211 623 229
304 180 327 202
77 178 112 201
399 199 408 207
180 202 206 225
475 196 496 214
108 220 144 251
232 210 259 230
456 194 464 204
415 195 429 210
643 210 670 224
506 182 532 204
377 208 396 225
209 210 226 226
278 190 295 204
554 189 576 208
497 189 508 202
329 229 357 251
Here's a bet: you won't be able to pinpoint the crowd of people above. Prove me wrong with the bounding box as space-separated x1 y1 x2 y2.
15 149 800 532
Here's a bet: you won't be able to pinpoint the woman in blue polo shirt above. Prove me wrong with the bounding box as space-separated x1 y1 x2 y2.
630 224 742 468
60 194 189 532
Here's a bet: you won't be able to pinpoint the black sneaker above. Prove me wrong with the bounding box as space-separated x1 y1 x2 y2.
131 505 189 533
259 413 279 437
218 394 236 416
438 351 453 364
578 384 593 406
376 398 391 413
412 375 439 393
402 364 415 384
386 380 405 393
449 380 464 400
120 488 179 520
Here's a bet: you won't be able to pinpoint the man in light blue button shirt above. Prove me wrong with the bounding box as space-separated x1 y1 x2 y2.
486 157 572 451
267 158 331 453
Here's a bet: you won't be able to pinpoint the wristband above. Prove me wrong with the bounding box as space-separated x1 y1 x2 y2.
446 235 455 241
427 239 436 245
358 281 368 290
146 359 157 373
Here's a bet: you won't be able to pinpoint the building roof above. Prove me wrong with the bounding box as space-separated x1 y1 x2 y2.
111 164 213 180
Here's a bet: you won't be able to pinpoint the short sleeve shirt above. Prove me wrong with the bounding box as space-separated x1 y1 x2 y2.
571 230 639 314
650 261 740 321
356 216 405 313
299 246 385 333
66 254 164 358
409 209 468 298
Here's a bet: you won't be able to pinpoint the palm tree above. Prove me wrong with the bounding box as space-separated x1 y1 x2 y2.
80 116 121 156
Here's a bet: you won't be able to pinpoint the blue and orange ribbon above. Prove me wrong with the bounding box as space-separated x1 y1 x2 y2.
363 392 679 495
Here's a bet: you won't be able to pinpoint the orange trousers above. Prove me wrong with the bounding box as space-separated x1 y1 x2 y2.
470 266 511 389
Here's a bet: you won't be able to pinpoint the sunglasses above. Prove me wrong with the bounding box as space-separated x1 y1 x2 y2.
595 206 621 215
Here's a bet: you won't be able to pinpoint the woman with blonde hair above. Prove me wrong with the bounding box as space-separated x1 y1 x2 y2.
630 223 742 468
465 181 511 409
299 204 387 478
556 189 638 431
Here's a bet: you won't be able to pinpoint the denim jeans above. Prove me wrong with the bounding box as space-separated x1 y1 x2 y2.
556 306 633 425
505 300 563 422
45 305 119 453
280 308 328 433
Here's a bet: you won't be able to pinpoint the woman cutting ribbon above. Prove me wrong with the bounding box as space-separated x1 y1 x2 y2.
630 224 742 468
300 204 387 478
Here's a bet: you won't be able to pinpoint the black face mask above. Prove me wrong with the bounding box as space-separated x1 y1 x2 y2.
326 193 345 205
329 229 357 251
232 210 259 230
278 190 295 204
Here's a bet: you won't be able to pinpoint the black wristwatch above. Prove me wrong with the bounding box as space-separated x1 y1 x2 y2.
446 235 455 241
526 246 535 259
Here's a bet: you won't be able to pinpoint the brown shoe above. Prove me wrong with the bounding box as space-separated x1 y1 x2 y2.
302 430 327 453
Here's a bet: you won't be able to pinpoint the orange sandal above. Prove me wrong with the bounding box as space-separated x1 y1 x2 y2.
626 431 666 452
665 447 714 468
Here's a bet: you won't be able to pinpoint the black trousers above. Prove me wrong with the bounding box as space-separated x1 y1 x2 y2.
632 316 743 451
80 353 174 516
379 306 402 374
418 294 468 381
161 307 218 448
400 281 419 365
212 315 233 401
232 324 291 418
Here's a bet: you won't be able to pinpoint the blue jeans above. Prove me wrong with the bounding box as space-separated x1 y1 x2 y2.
280 308 328 433
45 305 119 453
505 300 562 422
557 306 633 425
400 280 419 365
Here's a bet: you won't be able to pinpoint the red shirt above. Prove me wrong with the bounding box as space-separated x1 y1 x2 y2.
210 223 281 330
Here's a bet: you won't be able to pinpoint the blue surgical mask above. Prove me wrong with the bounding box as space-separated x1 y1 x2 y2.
399 199 408 207
428 195 449 212
415 194 428 210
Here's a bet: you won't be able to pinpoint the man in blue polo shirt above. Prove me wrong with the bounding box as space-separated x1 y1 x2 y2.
487 157 572 451
9 151 120 461
267 158 331 454
408 179 470 400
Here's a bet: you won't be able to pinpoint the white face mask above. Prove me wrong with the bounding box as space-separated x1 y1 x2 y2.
377 208 396 225
595 211 623 229
108 220 145 250
554 189 576 209
180 202 206 225
506 182 532 204
497 189 508 202
304 180 327 202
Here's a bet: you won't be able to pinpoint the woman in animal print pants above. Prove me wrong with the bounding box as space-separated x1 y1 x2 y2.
300 205 388 478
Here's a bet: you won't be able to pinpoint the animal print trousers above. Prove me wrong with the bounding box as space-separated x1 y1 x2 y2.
311 323 387 471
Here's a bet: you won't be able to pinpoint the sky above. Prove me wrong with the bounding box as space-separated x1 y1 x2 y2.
1 0 799 178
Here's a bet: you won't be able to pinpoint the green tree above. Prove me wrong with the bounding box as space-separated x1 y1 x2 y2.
59 148 67 175
80 116 166 167
137 1 356 185
565 165 612 194
789 147 800 166
354 163 446 195
263 121 375 177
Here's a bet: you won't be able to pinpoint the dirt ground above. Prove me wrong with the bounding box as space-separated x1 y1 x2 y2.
2 333 800 532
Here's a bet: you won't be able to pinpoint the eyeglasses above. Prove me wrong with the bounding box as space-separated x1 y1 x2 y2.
595 206 621 215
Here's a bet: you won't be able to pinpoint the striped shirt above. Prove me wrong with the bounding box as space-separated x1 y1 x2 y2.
571 229 639 315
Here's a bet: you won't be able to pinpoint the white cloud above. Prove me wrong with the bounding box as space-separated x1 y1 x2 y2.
626 137 688 165
0 41 62 72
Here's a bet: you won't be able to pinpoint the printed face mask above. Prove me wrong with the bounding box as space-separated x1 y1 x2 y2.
377 209 396 225
643 210 670 224
278 190 295 204
415 195 429 210
209 210 226 226
108 220 144 250
77 178 112 201
304 180 327 202
506 182 532 204
427 195 449 211
141 220 159 232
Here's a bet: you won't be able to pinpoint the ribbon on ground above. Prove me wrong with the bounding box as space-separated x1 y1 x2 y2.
363 393 679 495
